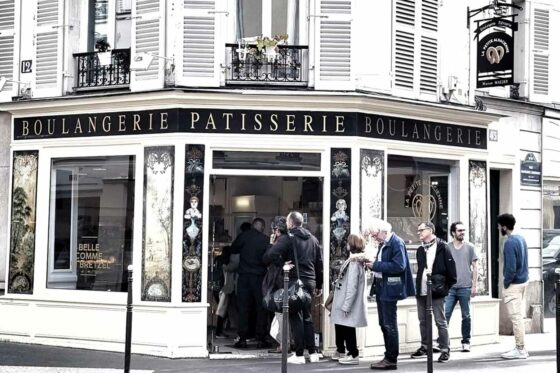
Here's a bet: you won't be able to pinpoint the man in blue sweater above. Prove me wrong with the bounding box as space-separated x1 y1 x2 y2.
497 213 529 360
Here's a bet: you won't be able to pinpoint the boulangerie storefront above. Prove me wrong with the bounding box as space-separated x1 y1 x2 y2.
0 90 502 357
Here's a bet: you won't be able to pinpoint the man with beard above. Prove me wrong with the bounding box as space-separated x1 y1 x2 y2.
497 213 529 360
444 221 478 352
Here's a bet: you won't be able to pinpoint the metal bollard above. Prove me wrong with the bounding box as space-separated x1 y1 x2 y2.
124 265 133 373
554 268 560 372
426 273 433 373
281 264 290 373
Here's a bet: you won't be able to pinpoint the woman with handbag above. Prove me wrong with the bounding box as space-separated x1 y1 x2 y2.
330 233 368 365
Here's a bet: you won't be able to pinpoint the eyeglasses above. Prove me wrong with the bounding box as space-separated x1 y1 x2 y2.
417 228 429 233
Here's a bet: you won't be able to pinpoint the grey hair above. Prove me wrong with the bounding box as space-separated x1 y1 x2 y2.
287 211 304 227
364 218 392 235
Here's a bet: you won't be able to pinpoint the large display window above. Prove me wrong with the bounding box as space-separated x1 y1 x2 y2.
47 156 135 291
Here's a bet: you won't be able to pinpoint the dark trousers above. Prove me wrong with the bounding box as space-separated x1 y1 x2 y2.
289 279 316 356
335 324 358 357
237 273 268 341
376 297 399 363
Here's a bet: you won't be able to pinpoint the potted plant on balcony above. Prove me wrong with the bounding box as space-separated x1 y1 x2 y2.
95 39 112 66
256 34 288 62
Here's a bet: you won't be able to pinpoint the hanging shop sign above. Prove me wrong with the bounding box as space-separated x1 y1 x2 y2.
469 2 521 88
13 109 487 149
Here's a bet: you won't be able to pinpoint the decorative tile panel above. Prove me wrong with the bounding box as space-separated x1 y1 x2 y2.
469 160 488 296
329 148 351 289
8 151 39 294
360 149 385 234
182 145 204 302
142 147 174 302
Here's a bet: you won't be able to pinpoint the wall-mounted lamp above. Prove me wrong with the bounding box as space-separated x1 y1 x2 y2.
129 52 174 72
0 76 32 99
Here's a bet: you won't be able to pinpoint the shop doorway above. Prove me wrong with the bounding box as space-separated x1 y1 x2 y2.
207 175 324 355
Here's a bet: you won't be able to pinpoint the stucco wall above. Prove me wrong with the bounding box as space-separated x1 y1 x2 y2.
0 112 10 291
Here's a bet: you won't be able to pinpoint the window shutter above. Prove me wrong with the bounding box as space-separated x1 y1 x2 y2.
392 0 439 100
175 0 221 87
314 0 353 90
130 0 165 91
530 6 549 102
34 0 64 98
0 0 16 101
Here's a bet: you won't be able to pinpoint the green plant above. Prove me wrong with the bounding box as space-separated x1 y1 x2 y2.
256 34 288 52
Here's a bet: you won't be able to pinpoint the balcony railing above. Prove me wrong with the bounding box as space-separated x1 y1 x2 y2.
225 44 308 86
74 49 130 91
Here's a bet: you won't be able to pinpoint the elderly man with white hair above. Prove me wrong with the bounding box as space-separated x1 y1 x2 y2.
364 218 415 370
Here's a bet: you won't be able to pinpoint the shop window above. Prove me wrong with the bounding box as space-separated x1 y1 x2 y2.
47 156 135 291
212 151 321 171
387 155 453 276
543 182 560 314
235 0 305 45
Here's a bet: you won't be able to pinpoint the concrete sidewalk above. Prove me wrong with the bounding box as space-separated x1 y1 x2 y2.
0 319 556 372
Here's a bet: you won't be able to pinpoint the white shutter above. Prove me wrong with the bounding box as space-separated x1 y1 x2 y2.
130 0 165 91
34 0 64 98
530 6 550 102
0 0 16 101
314 0 353 90
392 0 439 101
175 0 221 87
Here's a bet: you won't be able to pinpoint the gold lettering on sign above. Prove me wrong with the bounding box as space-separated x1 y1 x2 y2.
303 115 313 132
22 120 29 136
118 115 126 132
102 116 111 133
457 128 463 144
47 119 55 135
412 123 419 139
160 112 168 130
364 116 372 133
190 112 199 130
74 118 83 134
335 116 345 133
148 113 154 130
206 113 216 130
322 115 328 133
254 114 263 130
270 114 278 131
241 113 247 131
400 121 408 138
133 114 141 131
446 127 453 142
376 118 384 135
388 120 396 136
62 118 69 134
475 130 482 146
286 115 295 132
423 124 430 140
434 126 441 141
34 120 42 136
88 117 97 133
223 113 233 130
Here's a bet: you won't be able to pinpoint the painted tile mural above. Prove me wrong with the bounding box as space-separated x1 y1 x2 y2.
469 160 488 296
329 148 351 289
360 149 385 235
142 147 174 302
8 151 39 294
182 145 204 302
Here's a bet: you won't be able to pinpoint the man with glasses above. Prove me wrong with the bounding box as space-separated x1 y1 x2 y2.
444 221 478 352
410 222 456 363
364 219 415 370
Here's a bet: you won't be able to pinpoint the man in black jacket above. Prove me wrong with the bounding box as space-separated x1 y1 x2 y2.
410 222 457 363
264 211 323 364
231 217 271 349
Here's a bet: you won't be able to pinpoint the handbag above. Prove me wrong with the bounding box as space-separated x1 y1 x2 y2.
324 259 350 312
324 290 334 312
271 236 312 314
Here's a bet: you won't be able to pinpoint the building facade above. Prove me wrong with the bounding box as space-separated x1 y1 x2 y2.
0 0 558 358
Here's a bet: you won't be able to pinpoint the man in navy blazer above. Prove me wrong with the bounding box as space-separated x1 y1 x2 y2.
365 219 415 370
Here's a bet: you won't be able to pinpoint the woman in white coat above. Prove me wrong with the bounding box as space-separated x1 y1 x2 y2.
331 233 368 365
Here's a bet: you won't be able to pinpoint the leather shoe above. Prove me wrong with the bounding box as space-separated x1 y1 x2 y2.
370 358 397 370
233 339 247 349
257 341 273 349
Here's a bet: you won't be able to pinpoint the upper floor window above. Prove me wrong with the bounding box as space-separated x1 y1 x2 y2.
235 0 305 45
88 0 131 51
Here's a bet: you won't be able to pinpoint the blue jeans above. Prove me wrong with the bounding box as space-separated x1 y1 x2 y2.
444 287 471 344
376 282 399 363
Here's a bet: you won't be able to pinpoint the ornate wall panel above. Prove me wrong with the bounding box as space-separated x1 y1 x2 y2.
329 148 351 288
469 160 488 296
142 147 174 302
360 149 385 234
8 151 39 294
182 145 204 302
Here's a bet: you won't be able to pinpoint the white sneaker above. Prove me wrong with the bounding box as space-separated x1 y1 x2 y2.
331 351 343 361
461 343 471 352
338 355 359 365
501 348 529 359
287 354 306 364
309 352 320 363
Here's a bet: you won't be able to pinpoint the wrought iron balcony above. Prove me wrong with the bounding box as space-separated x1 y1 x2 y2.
225 44 308 86
74 49 130 91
